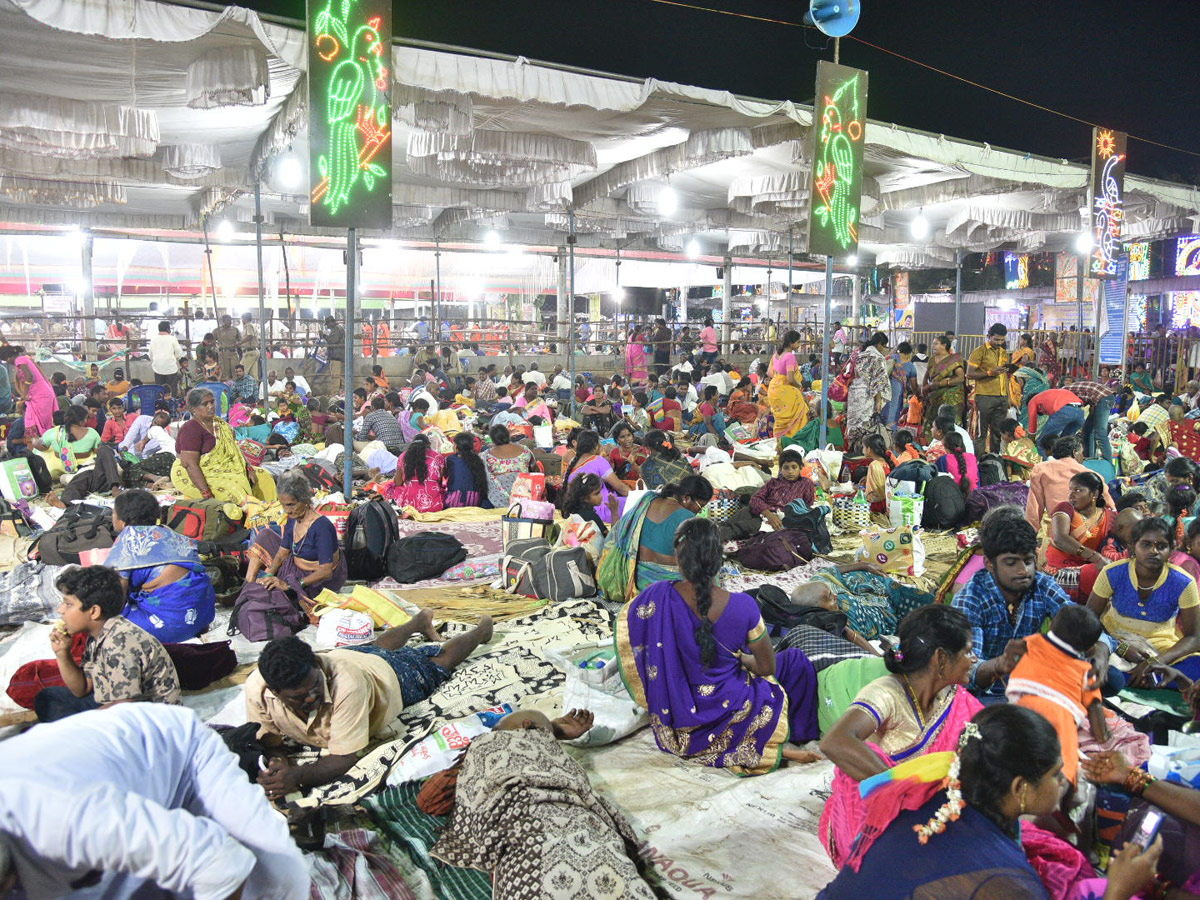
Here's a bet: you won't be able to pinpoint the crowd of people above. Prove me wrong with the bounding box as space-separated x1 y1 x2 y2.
4 313 1200 900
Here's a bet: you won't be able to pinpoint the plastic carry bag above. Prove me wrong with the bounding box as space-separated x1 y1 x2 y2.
858 524 926 576
544 641 648 747
315 608 375 649
386 704 514 786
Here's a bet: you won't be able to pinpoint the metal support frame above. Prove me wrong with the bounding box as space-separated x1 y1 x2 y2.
722 257 733 354
80 232 95 349
568 211 577 417
954 249 963 339
343 227 357 499
253 182 269 401
787 228 794 328
819 255 833 447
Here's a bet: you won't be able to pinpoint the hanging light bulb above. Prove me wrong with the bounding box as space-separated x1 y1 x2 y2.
614 287 625 305
215 219 235 242
657 185 678 216
277 154 303 189
846 253 858 266
1074 231 1095 255
910 211 930 240
483 230 501 251
686 238 700 259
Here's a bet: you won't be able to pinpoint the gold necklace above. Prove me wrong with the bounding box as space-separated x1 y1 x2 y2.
901 673 928 730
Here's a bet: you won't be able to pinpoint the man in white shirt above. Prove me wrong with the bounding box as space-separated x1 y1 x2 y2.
283 367 311 397
264 370 288 400
549 365 572 393
0 704 308 900
701 363 733 397
147 320 184 396
523 363 547 388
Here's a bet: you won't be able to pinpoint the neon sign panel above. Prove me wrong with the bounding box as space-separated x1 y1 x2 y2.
1176 235 1200 276
307 0 392 228
807 61 868 258
1089 127 1126 280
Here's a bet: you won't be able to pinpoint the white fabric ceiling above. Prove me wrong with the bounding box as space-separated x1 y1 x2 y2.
0 0 1198 269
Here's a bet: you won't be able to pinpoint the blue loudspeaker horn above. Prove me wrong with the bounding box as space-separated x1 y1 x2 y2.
804 0 861 37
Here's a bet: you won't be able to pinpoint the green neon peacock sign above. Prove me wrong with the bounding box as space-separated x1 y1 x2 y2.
307 0 392 228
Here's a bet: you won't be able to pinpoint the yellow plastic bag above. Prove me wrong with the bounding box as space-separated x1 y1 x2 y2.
306 586 412 628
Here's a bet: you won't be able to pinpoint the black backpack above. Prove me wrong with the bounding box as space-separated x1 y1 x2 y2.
300 462 340 494
33 503 117 566
978 453 1006 486
922 474 967 530
387 532 467 584
345 498 399 581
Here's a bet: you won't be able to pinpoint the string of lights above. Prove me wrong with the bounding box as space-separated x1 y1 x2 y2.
638 0 1200 161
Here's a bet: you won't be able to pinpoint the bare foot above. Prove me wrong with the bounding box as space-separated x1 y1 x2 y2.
781 746 824 765
414 607 441 643
46 492 66 509
475 614 494 644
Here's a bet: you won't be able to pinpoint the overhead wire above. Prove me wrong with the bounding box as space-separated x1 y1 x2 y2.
638 0 1200 160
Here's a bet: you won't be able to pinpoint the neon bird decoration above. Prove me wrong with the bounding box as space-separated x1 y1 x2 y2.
807 61 868 257
307 0 392 228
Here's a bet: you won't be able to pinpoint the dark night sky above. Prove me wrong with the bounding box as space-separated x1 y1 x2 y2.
254 0 1200 182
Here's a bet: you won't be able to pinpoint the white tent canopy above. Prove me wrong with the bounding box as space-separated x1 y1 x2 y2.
0 0 1197 268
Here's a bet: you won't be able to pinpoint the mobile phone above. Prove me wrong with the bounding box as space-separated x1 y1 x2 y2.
1132 808 1165 848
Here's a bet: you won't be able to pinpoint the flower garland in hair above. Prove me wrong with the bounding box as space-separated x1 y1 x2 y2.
913 722 981 845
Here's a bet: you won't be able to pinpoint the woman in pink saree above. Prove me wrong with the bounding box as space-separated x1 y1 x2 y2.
14 355 56 437
817 605 982 869
624 327 649 387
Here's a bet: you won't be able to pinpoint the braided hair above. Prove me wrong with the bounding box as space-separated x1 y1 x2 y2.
453 431 488 498
403 433 431 483
943 431 970 495
563 429 601 484
674 517 723 666
644 429 680 461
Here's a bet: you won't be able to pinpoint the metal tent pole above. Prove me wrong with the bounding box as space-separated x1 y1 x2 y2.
722 257 732 355
954 249 963 339
787 228 794 329
254 182 269 402
343 227 357 499
81 232 95 359
568 211 577 417
820 255 833 448
1077 254 1085 376
434 240 441 342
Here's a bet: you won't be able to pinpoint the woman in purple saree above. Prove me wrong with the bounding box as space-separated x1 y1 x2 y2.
615 518 819 776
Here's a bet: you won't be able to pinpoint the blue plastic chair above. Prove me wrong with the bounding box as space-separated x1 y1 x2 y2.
1083 457 1116 484
125 383 166 415
196 382 232 418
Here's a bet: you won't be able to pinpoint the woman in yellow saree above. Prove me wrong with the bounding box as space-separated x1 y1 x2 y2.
172 387 276 511
767 329 808 450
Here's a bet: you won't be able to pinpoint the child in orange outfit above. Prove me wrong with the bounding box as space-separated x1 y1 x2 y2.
1005 605 1108 786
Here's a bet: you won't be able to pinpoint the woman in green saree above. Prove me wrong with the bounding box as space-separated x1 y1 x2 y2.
921 335 965 441
596 476 713 604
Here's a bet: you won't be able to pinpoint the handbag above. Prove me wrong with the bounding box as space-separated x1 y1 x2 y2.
501 502 554 551
511 472 546 501
238 439 267 466
831 493 871 531
701 488 742 523
859 524 926 576
735 529 814 572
